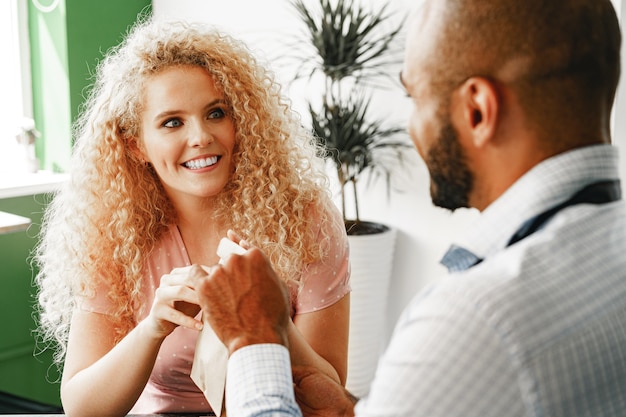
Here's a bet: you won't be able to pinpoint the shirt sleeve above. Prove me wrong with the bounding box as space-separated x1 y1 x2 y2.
226 344 302 417
295 201 351 314
75 279 117 316
78 224 189 318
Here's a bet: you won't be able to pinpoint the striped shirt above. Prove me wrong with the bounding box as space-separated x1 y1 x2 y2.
227 144 626 416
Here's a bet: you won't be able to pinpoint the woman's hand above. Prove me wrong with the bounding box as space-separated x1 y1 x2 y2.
225 229 251 249
143 265 206 339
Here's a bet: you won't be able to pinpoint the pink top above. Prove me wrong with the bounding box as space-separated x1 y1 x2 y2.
79 207 350 414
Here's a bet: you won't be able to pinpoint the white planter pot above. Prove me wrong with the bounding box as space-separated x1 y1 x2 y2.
345 225 397 398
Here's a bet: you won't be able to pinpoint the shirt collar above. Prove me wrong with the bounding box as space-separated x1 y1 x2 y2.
452 144 620 261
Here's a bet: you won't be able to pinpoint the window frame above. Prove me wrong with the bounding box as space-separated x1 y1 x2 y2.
0 0 34 172
17 0 34 122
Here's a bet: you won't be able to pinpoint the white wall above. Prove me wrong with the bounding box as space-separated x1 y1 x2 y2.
614 0 626 180
153 0 626 347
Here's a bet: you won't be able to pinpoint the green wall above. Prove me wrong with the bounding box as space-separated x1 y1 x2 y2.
0 194 60 406
29 0 71 173
29 0 152 172
0 0 151 406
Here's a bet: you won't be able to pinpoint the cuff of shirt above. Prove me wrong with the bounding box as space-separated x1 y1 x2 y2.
226 344 301 416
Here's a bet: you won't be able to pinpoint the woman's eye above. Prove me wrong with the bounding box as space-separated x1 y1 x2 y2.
208 108 226 119
163 118 182 128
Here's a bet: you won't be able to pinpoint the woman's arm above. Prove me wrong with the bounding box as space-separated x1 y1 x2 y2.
61 268 203 417
61 311 164 417
289 294 350 385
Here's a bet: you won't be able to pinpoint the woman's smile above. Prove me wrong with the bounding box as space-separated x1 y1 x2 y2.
183 155 220 170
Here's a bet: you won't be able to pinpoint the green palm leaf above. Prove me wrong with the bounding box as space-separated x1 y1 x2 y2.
291 0 404 84
310 95 411 220
286 0 411 224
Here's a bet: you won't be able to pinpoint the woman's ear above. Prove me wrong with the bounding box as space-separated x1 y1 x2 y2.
128 136 147 163
452 76 499 149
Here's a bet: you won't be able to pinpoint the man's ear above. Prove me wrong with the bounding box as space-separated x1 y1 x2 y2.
452 76 499 149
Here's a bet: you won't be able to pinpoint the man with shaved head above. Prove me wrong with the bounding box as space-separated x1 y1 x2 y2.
191 0 626 416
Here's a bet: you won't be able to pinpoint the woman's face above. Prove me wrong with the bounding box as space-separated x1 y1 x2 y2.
138 65 236 206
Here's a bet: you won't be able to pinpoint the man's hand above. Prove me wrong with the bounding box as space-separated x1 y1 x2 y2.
192 247 291 354
293 365 357 417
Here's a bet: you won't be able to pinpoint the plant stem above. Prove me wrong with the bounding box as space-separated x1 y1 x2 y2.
338 166 347 223
351 177 360 223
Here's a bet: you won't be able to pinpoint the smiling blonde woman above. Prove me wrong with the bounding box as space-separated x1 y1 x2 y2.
35 18 350 417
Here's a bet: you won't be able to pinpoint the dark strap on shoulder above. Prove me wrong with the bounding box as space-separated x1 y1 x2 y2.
507 179 622 247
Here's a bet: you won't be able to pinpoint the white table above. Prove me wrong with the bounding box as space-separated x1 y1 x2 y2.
0 171 68 199
0 211 31 235
0 171 67 235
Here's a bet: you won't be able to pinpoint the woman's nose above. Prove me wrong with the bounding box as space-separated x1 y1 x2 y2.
188 121 214 148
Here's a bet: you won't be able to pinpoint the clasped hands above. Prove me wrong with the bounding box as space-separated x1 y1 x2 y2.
146 232 355 416
144 232 289 347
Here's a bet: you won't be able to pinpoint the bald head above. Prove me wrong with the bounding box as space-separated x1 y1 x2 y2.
419 0 622 146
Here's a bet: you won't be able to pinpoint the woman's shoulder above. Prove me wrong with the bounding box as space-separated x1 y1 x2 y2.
296 199 350 314
306 195 346 237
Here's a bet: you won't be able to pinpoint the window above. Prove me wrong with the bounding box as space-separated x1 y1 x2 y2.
0 0 34 173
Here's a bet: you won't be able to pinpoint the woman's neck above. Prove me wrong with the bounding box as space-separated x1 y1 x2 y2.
173 196 227 266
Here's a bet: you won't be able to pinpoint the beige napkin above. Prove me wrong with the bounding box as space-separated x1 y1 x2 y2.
191 238 247 417
191 322 228 416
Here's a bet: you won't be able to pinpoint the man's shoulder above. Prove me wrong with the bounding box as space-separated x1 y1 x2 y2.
427 201 626 355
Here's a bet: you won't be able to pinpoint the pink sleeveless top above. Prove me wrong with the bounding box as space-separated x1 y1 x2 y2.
79 206 350 414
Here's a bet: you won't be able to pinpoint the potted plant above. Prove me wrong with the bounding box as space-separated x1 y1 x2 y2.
290 0 411 234
285 0 411 397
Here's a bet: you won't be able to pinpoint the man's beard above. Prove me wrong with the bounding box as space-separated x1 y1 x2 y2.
425 120 473 211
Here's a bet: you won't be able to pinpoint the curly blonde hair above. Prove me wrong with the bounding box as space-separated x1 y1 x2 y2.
35 18 334 365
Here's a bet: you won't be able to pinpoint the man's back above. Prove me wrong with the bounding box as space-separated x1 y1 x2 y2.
481 201 626 416
360 146 626 416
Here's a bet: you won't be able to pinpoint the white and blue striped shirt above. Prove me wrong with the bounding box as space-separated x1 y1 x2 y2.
227 144 626 416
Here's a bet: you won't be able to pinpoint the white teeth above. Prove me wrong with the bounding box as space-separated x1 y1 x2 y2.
184 156 218 169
